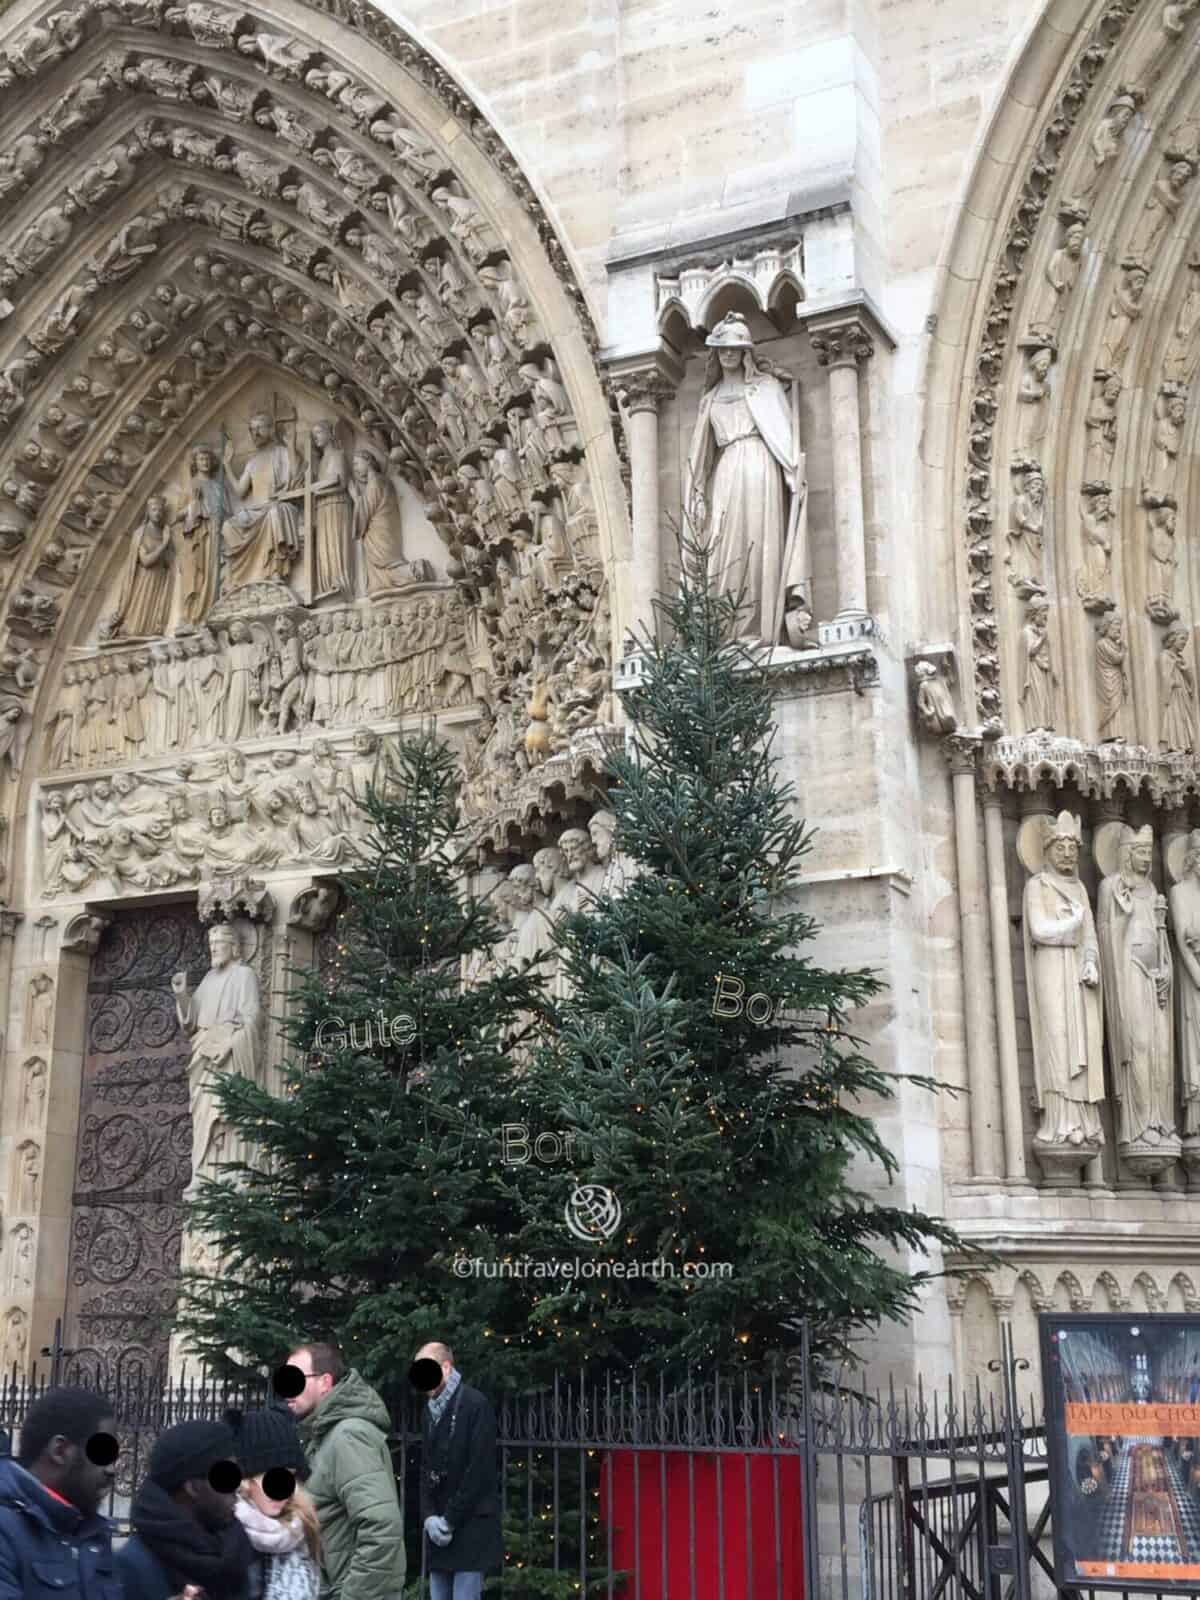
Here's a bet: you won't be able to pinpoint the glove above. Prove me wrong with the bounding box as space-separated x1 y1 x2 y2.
424 1514 453 1547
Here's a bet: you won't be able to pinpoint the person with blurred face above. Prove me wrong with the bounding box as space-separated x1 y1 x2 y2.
226 1407 321 1600
286 1341 405 1600
0 1385 119 1598
415 1341 501 1600
115 1418 255 1600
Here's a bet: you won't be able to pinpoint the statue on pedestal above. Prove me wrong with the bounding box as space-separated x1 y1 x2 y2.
172 922 262 1196
684 313 806 644
1096 822 1180 1178
1018 810 1105 1184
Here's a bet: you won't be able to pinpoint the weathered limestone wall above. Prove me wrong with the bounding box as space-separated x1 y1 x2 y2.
372 0 1049 1389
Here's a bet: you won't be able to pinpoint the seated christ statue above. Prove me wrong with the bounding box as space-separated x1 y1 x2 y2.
221 409 301 590
172 922 262 1195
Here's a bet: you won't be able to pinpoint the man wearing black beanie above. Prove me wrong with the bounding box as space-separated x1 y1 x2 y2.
115 1418 256 1600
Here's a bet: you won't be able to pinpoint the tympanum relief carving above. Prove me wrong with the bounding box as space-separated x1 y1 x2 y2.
90 386 442 637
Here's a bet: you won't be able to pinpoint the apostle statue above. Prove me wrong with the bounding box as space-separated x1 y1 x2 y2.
684 312 806 645
1018 811 1105 1178
309 419 351 601
178 444 223 624
172 922 262 1195
220 410 301 592
1168 832 1200 1143
102 493 174 639
1096 822 1180 1174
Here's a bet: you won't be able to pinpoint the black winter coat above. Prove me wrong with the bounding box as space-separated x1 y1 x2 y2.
420 1384 502 1574
0 1457 121 1600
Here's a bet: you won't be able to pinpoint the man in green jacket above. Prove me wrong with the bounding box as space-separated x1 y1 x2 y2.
286 1341 406 1600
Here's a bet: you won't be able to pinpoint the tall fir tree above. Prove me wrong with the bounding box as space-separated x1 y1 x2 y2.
512 531 970 1369
172 728 558 1389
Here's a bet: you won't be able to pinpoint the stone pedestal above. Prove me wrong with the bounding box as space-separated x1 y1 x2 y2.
1035 1140 1103 1187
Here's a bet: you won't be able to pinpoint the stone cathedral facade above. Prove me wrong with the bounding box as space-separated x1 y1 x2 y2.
0 0 1197 1398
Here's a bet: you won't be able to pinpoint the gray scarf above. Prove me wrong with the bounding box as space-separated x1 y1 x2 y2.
427 1366 462 1425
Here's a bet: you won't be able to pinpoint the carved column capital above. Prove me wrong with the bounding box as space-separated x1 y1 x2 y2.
944 732 981 777
621 373 677 414
604 345 684 416
809 315 875 369
0 908 23 941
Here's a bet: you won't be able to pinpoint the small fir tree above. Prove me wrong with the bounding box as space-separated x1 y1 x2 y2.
172 728 557 1388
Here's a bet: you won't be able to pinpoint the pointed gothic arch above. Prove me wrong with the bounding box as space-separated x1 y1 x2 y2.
0 0 630 898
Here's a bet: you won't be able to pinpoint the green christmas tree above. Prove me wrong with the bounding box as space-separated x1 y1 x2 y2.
172 728 557 1389
511 530 971 1370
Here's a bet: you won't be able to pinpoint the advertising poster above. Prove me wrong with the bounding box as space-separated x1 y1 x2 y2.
1042 1314 1200 1590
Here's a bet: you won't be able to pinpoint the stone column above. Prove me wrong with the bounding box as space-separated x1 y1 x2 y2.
624 376 674 641
810 314 875 634
6 910 97 1380
981 790 1028 1185
0 908 23 1060
946 736 1001 1180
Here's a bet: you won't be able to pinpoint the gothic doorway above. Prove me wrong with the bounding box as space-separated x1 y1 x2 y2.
61 904 209 1391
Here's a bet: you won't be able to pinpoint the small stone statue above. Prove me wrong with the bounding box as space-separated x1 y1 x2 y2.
1159 625 1197 751
1095 611 1131 743
782 591 814 651
913 660 957 734
1019 594 1057 733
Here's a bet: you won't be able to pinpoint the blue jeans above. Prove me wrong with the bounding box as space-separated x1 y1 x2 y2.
430 1572 483 1600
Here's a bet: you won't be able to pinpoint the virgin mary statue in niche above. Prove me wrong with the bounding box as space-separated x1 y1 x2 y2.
685 311 807 644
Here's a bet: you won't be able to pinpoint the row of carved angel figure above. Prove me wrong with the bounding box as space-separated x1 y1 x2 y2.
39 734 405 895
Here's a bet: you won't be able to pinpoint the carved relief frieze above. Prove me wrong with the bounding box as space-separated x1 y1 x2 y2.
39 733 397 898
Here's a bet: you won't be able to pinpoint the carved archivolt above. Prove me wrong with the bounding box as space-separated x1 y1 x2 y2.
938 0 1200 754
0 0 627 882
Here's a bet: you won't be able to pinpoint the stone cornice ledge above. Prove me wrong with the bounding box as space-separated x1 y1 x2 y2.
761 637 882 696
604 189 853 275
946 1227 1200 1266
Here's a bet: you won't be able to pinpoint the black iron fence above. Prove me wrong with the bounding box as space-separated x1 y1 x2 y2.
0 1324 1186 1600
